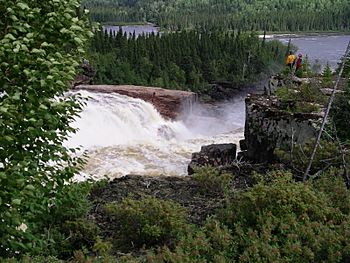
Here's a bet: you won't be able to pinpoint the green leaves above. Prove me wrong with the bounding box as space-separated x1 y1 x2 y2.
16 2 29 10
0 0 93 256
12 199 22 205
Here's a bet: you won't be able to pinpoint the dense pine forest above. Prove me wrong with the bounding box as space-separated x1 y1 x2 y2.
89 29 286 91
82 0 350 32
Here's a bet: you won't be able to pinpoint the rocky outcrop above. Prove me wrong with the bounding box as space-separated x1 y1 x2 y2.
188 144 237 175
72 60 96 86
74 85 196 119
241 94 323 162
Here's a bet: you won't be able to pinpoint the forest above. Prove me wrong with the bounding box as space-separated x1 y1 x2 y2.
82 0 350 32
88 29 286 92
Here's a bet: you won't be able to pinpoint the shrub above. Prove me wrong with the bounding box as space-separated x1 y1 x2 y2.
311 168 350 214
41 181 98 257
298 83 327 104
105 196 189 251
275 86 298 101
59 219 101 258
275 139 349 174
219 171 350 262
275 83 326 113
294 101 320 113
146 218 235 263
331 85 350 141
192 167 233 196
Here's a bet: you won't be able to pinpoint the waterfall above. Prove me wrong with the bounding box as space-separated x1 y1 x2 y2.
68 91 192 148
67 90 244 180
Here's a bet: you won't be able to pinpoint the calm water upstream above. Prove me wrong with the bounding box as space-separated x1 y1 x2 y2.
277 34 350 70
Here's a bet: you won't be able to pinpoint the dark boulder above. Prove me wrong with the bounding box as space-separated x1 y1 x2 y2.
188 144 237 175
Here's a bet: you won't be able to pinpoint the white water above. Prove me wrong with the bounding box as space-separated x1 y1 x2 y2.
67 91 244 180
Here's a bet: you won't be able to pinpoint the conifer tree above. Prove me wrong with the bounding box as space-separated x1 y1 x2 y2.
322 63 333 88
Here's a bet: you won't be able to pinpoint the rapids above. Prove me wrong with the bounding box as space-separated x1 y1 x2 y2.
67 91 244 180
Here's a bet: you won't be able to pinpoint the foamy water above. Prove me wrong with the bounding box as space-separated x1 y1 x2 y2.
67 91 244 180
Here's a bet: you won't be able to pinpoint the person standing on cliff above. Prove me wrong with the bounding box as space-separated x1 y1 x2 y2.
295 53 303 76
286 51 296 71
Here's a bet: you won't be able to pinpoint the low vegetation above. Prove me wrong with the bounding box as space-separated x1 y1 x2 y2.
3 166 350 262
105 196 189 251
275 82 327 113
192 167 232 196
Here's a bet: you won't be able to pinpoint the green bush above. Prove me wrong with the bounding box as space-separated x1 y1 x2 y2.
41 181 98 257
298 83 327 104
312 168 350 214
275 86 298 101
275 83 326 113
219 171 350 262
331 85 350 141
146 218 235 263
59 219 101 258
192 167 233 196
275 139 349 174
97 170 350 263
105 196 189 251
294 101 320 113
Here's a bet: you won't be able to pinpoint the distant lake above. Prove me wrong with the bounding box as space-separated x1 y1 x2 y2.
277 34 350 70
102 24 160 38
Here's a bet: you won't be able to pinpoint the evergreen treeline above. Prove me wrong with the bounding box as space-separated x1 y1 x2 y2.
88 29 286 91
82 0 350 32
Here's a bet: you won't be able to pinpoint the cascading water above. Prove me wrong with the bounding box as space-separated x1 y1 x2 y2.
67 90 245 180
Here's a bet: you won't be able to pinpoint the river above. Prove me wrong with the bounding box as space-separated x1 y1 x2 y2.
69 30 350 180
275 34 350 70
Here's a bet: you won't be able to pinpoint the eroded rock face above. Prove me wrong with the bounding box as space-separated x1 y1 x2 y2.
75 85 196 119
73 60 96 86
188 144 237 175
242 94 323 162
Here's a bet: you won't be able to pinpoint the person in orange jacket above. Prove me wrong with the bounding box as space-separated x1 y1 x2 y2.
286 51 296 70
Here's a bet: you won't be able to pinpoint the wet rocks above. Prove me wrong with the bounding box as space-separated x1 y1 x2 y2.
75 85 196 119
188 144 237 175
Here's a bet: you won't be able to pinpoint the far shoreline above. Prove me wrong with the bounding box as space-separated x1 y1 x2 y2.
259 31 350 39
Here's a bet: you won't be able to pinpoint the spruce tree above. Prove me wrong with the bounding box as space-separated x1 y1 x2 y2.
322 63 333 88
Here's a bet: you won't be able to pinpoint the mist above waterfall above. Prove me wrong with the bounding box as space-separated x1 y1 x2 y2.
68 90 244 180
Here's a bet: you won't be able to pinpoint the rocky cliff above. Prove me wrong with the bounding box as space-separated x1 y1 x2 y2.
240 94 324 162
75 85 197 119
